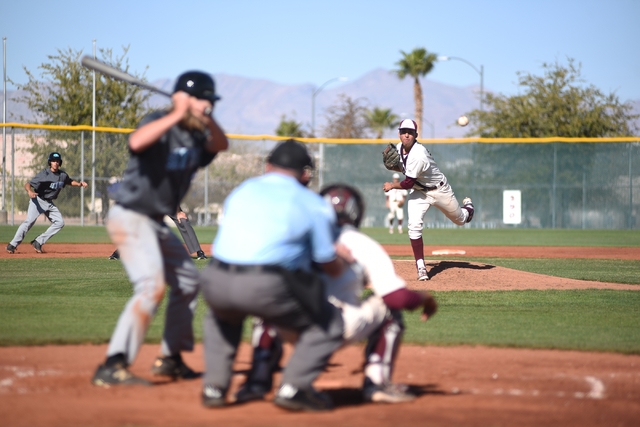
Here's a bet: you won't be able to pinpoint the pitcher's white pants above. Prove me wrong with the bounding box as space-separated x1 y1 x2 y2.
407 184 468 240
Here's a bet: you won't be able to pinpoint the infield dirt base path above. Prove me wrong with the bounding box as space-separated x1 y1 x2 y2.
1 243 639 426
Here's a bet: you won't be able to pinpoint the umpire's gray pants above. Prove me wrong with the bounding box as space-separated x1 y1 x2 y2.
168 215 202 255
10 196 64 247
105 204 200 365
201 264 344 391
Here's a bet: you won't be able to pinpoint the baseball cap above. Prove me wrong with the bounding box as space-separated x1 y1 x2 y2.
398 119 417 131
392 173 400 179
267 139 314 171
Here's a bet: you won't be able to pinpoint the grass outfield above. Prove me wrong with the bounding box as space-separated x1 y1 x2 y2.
2 225 640 247
1 258 639 353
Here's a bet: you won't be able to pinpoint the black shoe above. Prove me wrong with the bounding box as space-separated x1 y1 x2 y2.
31 240 43 253
151 355 201 379
6 244 16 254
235 381 270 403
91 363 152 387
196 250 207 260
108 250 120 260
202 385 226 407
273 384 333 412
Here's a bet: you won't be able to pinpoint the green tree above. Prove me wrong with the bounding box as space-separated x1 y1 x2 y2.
12 46 153 219
467 58 638 138
364 107 400 139
320 94 369 139
275 114 307 137
393 47 438 135
465 59 639 228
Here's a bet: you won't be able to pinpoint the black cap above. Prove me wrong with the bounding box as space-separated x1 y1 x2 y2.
267 140 314 171
173 71 220 103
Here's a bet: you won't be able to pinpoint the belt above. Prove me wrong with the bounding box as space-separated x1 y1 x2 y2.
422 180 445 192
211 259 282 274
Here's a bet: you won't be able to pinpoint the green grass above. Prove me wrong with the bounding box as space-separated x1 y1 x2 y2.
2 225 640 247
1 258 639 353
403 290 640 354
1 227 639 353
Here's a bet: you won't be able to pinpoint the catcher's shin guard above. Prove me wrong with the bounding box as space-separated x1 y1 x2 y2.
246 319 283 388
364 310 405 385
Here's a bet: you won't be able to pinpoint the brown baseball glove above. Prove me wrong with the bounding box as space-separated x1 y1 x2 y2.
382 143 400 170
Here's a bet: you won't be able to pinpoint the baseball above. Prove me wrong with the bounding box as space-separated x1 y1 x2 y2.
457 115 469 127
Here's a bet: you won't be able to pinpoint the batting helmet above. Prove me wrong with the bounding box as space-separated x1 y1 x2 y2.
48 152 62 166
174 71 220 103
320 184 365 228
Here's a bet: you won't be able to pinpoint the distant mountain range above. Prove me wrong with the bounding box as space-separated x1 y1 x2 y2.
2 68 639 138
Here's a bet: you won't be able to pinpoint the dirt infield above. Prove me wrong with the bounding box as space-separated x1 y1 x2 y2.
1 243 639 426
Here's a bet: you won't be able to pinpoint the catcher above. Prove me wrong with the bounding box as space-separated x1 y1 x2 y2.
385 173 407 234
382 119 474 281
235 184 438 405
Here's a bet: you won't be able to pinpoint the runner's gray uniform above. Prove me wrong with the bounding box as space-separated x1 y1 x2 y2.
10 168 72 248
105 111 217 364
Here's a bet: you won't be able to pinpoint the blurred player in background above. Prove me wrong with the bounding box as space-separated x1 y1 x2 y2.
92 71 228 387
108 206 206 260
385 173 407 234
6 152 87 254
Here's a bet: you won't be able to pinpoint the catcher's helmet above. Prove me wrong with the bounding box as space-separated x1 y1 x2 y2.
48 152 62 166
320 184 365 228
174 71 220 103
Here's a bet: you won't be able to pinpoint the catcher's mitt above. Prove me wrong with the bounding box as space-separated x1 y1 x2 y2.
382 143 400 171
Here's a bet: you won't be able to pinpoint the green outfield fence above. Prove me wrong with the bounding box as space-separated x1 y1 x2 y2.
1 124 639 229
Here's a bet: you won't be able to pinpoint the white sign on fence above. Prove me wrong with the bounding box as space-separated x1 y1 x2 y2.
503 190 522 224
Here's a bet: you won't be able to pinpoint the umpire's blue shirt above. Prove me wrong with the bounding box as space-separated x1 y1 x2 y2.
213 172 337 271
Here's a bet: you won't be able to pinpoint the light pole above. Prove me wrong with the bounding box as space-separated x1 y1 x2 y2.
311 76 347 190
437 56 484 112
423 118 435 139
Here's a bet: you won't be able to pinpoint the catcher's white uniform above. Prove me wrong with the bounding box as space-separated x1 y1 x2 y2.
397 141 469 240
323 225 405 343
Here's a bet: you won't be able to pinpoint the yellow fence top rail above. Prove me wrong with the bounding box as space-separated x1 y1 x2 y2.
2 123 638 143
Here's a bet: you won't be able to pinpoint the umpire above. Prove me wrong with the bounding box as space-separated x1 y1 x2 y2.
200 139 347 412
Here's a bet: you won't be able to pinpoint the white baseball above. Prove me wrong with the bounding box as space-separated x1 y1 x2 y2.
458 115 469 127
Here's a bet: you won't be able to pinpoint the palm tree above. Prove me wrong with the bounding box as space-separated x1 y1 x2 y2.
393 47 438 135
364 107 400 139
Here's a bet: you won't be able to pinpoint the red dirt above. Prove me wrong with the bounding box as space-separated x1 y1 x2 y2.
1 243 639 426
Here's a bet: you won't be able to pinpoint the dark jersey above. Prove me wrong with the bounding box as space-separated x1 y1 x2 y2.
111 111 217 217
29 168 73 200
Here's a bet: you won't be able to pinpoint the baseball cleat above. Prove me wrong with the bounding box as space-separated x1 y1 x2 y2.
235 381 270 403
108 250 120 260
31 240 43 253
417 267 429 281
91 363 152 387
202 385 227 407
6 244 16 254
151 355 201 379
363 381 416 403
273 384 333 412
462 197 474 223
196 250 207 260
389 228 394 234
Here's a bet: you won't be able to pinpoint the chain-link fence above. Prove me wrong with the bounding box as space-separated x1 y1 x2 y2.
1 125 638 229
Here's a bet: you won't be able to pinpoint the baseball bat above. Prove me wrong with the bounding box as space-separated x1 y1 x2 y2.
81 56 213 115
81 56 173 98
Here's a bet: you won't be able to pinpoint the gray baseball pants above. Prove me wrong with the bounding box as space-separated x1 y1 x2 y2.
10 196 65 247
168 215 202 255
105 204 200 364
201 264 344 391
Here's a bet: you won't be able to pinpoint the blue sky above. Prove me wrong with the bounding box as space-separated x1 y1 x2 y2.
3 0 639 102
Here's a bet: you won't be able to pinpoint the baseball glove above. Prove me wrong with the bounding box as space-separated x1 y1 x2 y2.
397 200 404 208
382 143 400 171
